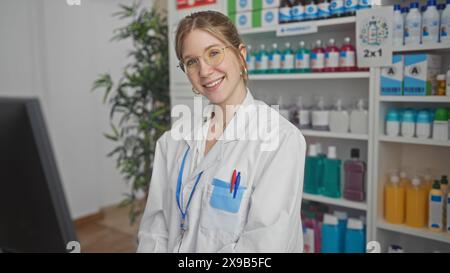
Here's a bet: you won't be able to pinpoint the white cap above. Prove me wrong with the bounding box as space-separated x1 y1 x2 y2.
315 143 323 154
323 214 338 225
308 144 317 156
347 218 364 230
390 175 400 184
334 211 348 220
411 177 421 187
359 215 366 225
400 171 407 179
327 146 337 159
437 74 446 81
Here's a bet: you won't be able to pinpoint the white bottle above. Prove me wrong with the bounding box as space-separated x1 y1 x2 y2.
405 2 422 45
329 99 350 133
400 109 416 138
416 110 432 139
350 99 368 134
393 5 404 47
277 96 290 120
432 108 449 141
312 96 329 131
294 96 311 129
386 109 401 137
441 0 450 43
446 65 450 96
422 0 440 44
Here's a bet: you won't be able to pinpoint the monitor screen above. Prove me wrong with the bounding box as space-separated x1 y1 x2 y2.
0 97 77 253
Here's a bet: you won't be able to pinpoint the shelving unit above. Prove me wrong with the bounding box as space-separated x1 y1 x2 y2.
301 130 369 141
377 221 450 244
378 96 450 103
303 193 368 211
378 136 450 147
249 71 370 80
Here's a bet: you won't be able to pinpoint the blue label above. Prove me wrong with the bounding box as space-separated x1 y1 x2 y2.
311 52 317 60
239 0 248 8
358 0 371 9
330 0 344 15
265 11 274 22
266 0 274 4
345 0 358 12
296 53 304 60
431 195 442 202
340 51 347 57
239 14 247 25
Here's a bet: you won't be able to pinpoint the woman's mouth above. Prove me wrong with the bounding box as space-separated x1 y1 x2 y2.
202 76 225 93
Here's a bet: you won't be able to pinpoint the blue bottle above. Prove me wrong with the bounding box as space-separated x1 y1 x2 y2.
321 146 342 198
321 214 341 253
344 218 366 253
334 211 348 253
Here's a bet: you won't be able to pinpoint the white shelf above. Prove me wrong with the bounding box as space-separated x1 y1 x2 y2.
249 72 370 80
378 96 450 103
377 220 450 244
301 129 369 140
379 135 450 147
239 16 356 35
303 193 368 211
394 43 450 53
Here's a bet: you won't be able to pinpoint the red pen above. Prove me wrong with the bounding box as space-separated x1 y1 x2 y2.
230 169 237 193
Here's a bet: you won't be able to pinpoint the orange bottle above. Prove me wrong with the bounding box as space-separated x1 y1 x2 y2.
406 177 428 228
385 175 406 224
400 171 411 188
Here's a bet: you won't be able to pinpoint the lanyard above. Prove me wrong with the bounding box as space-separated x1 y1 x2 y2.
176 146 204 231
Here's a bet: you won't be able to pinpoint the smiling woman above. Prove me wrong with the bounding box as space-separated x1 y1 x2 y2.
137 10 307 253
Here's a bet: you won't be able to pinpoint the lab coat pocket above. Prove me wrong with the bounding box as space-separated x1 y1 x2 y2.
209 178 246 213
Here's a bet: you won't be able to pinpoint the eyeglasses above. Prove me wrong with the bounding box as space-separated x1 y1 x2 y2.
178 46 231 74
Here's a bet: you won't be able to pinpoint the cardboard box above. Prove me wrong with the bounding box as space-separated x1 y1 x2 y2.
232 10 265 29
228 0 280 14
262 8 278 27
381 54 404 96
403 54 442 96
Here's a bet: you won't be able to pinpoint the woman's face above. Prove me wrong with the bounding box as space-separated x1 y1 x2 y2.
181 29 246 106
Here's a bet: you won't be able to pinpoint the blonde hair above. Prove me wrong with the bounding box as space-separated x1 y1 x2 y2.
175 11 248 85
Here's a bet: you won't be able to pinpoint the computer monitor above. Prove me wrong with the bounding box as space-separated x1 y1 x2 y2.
0 97 77 253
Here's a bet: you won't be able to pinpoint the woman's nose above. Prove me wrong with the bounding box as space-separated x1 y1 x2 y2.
198 58 214 77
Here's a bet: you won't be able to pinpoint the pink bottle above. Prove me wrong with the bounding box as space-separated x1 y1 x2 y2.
324 38 340 72
343 148 366 202
339 37 357 72
311 40 325 73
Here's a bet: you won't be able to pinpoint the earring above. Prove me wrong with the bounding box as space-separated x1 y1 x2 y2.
192 87 200 95
240 67 248 78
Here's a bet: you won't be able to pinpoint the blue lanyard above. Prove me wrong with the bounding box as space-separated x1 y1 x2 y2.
176 146 204 231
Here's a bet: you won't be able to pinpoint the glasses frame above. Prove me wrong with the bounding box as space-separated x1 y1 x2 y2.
178 46 232 74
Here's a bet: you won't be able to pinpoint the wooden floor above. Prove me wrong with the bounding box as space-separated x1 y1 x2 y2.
75 205 141 253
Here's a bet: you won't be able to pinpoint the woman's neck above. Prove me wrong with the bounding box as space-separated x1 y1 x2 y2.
214 84 247 127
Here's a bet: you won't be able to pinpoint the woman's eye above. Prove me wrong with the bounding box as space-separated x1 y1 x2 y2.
209 50 220 57
186 59 197 66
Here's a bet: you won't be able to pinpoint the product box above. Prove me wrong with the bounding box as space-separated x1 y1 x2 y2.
261 8 278 27
228 0 280 14
231 10 266 29
403 54 442 96
381 54 404 96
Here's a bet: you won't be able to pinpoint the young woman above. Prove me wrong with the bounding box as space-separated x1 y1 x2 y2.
137 11 306 253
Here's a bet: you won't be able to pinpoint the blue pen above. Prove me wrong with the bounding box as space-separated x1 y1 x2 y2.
233 172 241 199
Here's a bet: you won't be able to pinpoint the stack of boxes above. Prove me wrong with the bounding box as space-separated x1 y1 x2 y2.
381 54 442 96
227 0 279 30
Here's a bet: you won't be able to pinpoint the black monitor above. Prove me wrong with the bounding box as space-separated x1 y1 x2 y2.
0 97 77 253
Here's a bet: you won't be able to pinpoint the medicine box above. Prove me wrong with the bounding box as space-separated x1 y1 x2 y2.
403 54 442 96
381 54 404 96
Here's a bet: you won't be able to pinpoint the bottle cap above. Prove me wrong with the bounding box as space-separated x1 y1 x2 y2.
327 146 337 159
402 110 416 123
386 109 400 122
394 4 401 11
427 0 436 6
390 175 400 184
308 144 317 156
434 108 449 121
400 171 407 179
347 218 364 230
344 37 351 43
410 2 419 9
323 214 338 225
316 40 322 46
334 211 348 220
350 148 359 159
285 42 291 48
315 143 323 154
432 180 441 189
299 41 306 47
416 110 431 124
441 175 448 185
437 74 446 81
411 177 421 187
328 38 335 45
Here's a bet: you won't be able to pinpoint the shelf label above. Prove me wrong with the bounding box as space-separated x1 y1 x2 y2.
277 22 318 37
356 6 393 67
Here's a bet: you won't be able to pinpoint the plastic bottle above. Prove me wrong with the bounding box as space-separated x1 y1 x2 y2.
422 0 440 44
350 99 368 135
441 0 450 43
330 0 345 17
393 5 404 47
291 0 306 22
312 96 329 130
277 96 290 120
281 42 295 73
303 211 317 253
311 40 326 72
304 144 322 194
432 108 449 141
405 2 422 45
406 177 428 228
322 146 342 198
256 44 269 74
334 211 347 252
344 218 365 253
324 38 340 72
384 174 405 224
269 43 282 74
386 109 401 137
447 189 450 234
339 37 357 72
344 0 358 16
416 110 432 139
304 0 318 21
246 45 256 75
400 109 416 138
442 175 449 196
423 172 434 193
402 7 410 23
295 41 311 73
280 0 293 24
292 96 311 129
343 148 366 202
317 0 331 19
357 0 371 10
429 180 444 231
437 74 446 96
315 143 327 193
321 214 340 253
399 171 411 188
329 99 350 133
447 66 450 96
440 175 448 230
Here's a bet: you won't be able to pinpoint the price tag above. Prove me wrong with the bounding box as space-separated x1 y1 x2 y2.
277 22 318 37
356 6 393 67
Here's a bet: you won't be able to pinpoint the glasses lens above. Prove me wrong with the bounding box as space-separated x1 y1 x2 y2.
205 47 225 67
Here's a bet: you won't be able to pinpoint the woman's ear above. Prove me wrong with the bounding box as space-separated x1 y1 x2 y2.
238 43 247 62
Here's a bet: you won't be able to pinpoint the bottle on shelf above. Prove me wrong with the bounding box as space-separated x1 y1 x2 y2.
330 0 345 18
416 109 432 139
344 218 365 253
422 0 440 44
317 0 331 19
339 37 357 72
406 177 428 228
399 170 411 188
432 107 449 141
295 41 311 73
400 109 416 138
303 211 318 253
447 188 450 234
277 96 290 120
304 144 323 194
256 44 270 74
324 38 340 72
321 146 342 198
385 109 401 137
312 96 329 130
291 96 311 129
311 40 326 73
279 0 294 24
321 214 340 253
281 42 295 73
329 98 350 134
384 174 405 224
334 211 348 252
350 99 368 135
429 180 444 231
405 2 422 45
269 43 282 74
437 74 446 96
246 45 256 75
446 65 450 96
441 0 450 44
393 4 404 47
343 148 366 202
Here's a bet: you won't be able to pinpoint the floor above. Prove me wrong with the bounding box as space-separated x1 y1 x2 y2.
75 205 141 253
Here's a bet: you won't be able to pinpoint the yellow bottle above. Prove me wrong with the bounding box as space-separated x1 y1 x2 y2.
406 177 428 228
400 171 411 188
429 180 444 232
385 175 406 224
423 173 434 194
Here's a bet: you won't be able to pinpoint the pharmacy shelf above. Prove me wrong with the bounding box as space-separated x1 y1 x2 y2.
377 220 450 244
378 135 450 147
249 71 370 80
378 96 450 103
393 43 450 53
303 193 368 211
301 129 369 140
239 16 356 35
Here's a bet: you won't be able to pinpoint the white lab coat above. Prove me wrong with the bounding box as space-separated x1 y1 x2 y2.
137 90 306 253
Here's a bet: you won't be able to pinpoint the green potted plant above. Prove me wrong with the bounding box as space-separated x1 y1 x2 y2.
92 1 170 224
